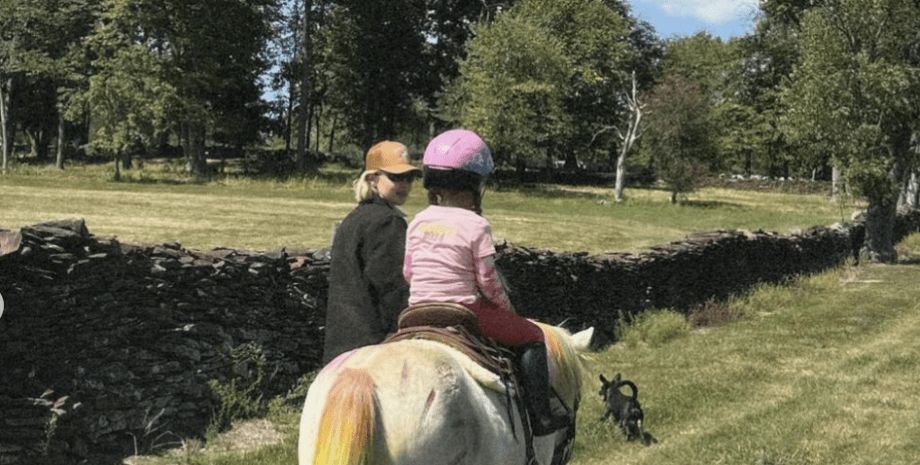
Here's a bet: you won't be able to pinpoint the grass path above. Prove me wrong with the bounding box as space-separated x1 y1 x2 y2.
574 253 920 465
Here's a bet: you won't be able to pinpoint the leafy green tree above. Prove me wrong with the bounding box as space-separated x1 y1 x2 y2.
65 33 175 179
664 32 739 100
319 0 430 150
742 1 827 180
712 99 777 176
1 0 99 170
448 14 570 165
643 73 718 203
446 0 636 168
779 0 920 262
519 0 635 168
663 33 781 179
70 0 274 176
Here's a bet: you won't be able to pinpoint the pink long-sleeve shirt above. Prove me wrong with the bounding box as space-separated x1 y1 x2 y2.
404 206 513 312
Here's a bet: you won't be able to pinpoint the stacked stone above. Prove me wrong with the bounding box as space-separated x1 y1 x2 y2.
496 223 864 346
0 219 328 464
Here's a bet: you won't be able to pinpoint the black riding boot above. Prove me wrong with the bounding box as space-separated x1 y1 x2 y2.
518 342 572 436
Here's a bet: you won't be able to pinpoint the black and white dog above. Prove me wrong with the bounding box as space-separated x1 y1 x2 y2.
599 373 646 442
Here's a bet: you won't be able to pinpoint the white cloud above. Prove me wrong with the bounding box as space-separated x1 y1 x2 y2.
654 0 758 25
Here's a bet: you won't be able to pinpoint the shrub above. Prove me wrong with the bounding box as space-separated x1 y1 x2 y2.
688 299 746 328
620 309 690 347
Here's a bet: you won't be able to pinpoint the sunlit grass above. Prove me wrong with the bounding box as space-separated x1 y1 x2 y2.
575 248 920 465
0 158 857 254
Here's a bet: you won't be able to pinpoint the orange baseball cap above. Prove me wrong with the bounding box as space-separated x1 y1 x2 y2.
365 141 420 174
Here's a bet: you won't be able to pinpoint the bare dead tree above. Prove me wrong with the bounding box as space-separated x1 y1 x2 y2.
614 71 643 202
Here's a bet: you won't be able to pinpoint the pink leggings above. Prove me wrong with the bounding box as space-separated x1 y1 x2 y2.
465 300 544 347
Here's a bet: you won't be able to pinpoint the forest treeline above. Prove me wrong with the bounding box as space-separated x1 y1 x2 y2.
2 0 920 261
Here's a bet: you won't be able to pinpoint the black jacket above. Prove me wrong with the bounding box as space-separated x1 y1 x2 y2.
322 198 410 364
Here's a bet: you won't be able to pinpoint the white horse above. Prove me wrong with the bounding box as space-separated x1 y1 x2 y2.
298 322 594 465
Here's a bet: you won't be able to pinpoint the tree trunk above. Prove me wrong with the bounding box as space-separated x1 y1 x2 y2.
113 151 121 181
314 103 322 155
864 197 897 263
863 141 906 263
327 113 336 154
900 169 920 210
190 124 207 176
614 71 642 203
898 132 920 210
831 165 842 202
295 0 312 172
285 88 293 152
55 111 65 170
0 76 9 172
181 123 208 176
614 148 627 201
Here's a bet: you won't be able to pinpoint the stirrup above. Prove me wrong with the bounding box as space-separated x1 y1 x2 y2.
531 412 572 436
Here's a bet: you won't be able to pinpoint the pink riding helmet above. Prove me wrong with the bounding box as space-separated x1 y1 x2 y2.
422 129 494 177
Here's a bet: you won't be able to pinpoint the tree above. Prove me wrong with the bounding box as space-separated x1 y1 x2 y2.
66 38 175 180
295 0 312 171
1 0 99 170
446 13 571 165
446 0 636 168
611 71 642 202
519 0 633 169
643 74 718 203
779 0 920 262
71 0 275 176
319 0 430 150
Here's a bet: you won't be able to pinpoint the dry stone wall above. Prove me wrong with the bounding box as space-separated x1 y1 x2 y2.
1 211 919 465
0 219 329 464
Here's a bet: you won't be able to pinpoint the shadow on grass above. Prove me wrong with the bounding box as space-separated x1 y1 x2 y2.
682 199 742 209
505 183 672 202
107 158 358 186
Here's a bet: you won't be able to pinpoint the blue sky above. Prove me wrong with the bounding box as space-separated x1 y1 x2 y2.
629 0 761 41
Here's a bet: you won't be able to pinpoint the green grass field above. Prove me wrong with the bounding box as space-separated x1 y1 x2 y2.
0 159 858 254
6 160 917 465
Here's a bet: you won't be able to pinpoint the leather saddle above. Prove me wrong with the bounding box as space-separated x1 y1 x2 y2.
397 302 483 336
386 302 514 380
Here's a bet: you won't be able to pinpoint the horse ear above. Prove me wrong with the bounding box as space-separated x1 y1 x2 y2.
570 327 594 351
599 374 609 385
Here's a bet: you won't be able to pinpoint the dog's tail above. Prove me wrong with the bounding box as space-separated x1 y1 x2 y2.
618 380 638 400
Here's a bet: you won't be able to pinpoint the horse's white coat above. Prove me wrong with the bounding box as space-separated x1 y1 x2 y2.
299 326 593 465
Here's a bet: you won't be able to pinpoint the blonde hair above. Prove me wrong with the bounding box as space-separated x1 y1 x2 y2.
353 170 379 202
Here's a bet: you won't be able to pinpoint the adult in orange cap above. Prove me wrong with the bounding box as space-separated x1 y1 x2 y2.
323 141 421 364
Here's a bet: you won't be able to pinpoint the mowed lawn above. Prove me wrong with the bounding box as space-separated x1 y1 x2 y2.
0 161 856 254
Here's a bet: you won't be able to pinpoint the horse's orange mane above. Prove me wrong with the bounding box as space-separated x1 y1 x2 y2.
536 323 585 402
